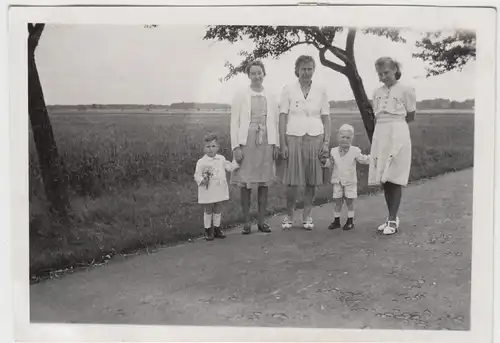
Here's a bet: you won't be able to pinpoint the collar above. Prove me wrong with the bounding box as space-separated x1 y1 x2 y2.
382 81 399 90
339 146 351 154
248 85 266 96
204 154 221 160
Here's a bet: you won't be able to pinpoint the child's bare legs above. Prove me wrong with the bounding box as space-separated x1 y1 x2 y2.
212 202 226 238
346 198 355 217
203 203 214 240
328 197 343 230
334 198 343 218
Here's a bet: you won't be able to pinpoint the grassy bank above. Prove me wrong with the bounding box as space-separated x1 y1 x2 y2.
29 111 474 281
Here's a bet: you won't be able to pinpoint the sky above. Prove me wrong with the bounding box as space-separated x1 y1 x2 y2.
35 24 476 105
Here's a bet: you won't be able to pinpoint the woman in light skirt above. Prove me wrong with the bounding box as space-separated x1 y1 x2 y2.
230 60 280 234
368 56 417 235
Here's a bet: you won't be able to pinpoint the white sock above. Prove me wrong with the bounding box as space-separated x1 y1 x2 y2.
348 211 355 218
204 213 212 229
213 213 222 227
334 212 341 218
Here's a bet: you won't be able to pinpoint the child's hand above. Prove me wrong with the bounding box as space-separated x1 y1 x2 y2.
200 177 209 188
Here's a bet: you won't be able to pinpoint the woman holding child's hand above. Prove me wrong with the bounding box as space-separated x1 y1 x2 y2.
230 60 280 235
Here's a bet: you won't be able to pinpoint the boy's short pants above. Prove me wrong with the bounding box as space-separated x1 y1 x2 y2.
333 182 358 199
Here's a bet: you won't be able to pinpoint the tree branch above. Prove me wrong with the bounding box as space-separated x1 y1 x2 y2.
346 28 356 64
319 47 346 74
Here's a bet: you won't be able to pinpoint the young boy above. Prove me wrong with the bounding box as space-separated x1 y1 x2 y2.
324 124 370 230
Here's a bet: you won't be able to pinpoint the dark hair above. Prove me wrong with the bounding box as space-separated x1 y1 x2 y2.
294 55 316 77
375 56 402 80
204 132 219 143
245 60 266 76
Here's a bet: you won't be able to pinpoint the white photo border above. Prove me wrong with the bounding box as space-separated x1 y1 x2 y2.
8 3 496 343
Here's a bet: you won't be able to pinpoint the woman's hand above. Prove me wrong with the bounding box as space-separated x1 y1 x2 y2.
272 145 280 160
233 146 244 163
320 142 330 158
280 144 289 160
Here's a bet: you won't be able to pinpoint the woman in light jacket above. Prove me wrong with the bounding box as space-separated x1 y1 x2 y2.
230 60 280 235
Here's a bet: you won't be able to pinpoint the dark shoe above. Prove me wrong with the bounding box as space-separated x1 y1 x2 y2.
205 227 214 241
343 218 355 231
242 223 251 235
257 223 272 233
328 218 341 230
214 226 226 239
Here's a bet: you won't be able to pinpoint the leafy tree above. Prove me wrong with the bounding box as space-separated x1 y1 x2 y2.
203 26 476 141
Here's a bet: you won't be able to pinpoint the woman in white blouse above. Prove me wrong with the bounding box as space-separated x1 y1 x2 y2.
368 56 416 235
279 55 331 230
230 60 280 234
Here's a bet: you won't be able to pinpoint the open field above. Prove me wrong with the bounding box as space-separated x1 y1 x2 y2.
29 110 474 280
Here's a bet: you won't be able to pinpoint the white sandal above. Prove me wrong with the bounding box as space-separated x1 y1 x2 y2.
377 217 399 232
382 220 399 235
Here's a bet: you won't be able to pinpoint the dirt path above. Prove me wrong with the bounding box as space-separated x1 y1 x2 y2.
30 169 472 330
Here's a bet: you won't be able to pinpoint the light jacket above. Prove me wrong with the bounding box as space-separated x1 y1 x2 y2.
230 86 280 150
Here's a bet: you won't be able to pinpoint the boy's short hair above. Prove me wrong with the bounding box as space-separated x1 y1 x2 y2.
204 132 219 143
338 124 355 135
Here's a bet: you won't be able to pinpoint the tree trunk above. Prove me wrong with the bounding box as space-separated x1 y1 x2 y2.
28 24 69 219
345 68 375 143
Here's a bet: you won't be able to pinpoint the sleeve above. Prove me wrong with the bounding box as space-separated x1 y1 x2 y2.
355 147 371 164
194 159 204 186
230 93 241 150
279 85 290 115
403 86 417 112
320 87 330 116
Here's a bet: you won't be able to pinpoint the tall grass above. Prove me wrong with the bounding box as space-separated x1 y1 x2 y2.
29 111 474 279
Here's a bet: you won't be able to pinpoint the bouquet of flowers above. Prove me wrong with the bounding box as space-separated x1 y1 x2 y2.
201 166 214 189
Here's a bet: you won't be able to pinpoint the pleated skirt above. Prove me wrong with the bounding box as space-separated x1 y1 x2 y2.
280 134 325 186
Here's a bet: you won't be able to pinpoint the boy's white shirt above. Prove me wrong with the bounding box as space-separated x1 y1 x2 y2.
326 146 370 185
194 154 239 186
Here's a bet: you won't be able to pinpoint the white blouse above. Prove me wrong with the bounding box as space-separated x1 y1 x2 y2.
372 82 416 123
279 81 330 136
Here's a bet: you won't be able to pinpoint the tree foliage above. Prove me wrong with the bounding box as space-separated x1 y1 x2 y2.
203 26 407 81
413 30 476 76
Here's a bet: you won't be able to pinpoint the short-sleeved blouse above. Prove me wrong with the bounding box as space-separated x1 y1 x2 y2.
279 81 330 136
372 82 416 123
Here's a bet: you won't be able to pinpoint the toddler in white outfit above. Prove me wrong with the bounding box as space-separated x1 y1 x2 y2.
194 133 239 241
324 124 370 230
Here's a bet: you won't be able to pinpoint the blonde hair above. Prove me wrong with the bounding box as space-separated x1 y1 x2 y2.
338 124 355 135
375 56 402 80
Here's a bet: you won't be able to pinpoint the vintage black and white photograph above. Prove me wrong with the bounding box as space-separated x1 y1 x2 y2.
10 3 496 342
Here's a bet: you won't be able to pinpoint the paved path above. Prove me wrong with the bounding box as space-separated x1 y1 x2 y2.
30 169 472 330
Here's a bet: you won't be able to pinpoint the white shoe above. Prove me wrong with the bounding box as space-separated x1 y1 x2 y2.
281 216 293 230
303 217 314 230
377 217 399 232
382 220 399 235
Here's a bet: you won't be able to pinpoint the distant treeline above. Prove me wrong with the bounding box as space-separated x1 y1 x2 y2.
329 98 474 110
48 98 474 112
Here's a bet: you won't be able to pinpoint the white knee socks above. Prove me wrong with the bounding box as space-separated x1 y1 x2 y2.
204 213 212 229
213 213 222 227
